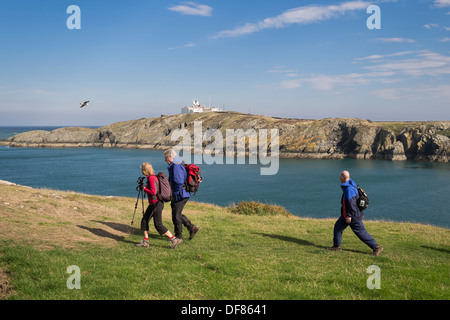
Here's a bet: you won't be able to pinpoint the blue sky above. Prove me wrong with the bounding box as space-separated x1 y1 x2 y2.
0 0 449 126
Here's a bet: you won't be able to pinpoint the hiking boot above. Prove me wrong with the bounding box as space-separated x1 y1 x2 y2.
372 246 383 256
189 226 200 240
170 237 183 249
328 245 342 251
135 239 149 247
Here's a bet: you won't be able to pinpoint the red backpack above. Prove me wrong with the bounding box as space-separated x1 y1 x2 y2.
183 163 202 195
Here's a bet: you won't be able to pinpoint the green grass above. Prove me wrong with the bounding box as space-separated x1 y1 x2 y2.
0 188 449 300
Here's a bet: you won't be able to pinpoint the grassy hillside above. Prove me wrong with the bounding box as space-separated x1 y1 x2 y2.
0 183 449 300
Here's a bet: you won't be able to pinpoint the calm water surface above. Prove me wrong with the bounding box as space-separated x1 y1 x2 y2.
1 127 449 228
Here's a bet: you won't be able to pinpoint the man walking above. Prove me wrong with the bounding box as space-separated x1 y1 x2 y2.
329 170 383 256
164 149 200 246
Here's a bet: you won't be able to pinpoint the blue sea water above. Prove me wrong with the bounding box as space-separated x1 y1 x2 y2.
1 127 449 228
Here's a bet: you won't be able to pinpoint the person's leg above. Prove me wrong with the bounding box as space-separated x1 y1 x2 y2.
179 198 194 230
152 201 169 236
152 201 182 248
136 205 152 247
332 215 348 248
350 219 378 250
178 198 199 240
171 200 184 239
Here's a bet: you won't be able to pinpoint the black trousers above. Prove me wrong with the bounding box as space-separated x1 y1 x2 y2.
171 198 193 239
140 200 169 235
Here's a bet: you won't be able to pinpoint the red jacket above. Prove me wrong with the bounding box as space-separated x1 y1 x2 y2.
143 175 158 205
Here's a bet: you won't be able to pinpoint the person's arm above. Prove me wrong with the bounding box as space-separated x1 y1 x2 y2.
344 193 360 223
172 164 186 200
143 176 158 198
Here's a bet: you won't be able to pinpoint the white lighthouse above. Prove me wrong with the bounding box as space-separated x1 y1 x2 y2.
181 99 222 113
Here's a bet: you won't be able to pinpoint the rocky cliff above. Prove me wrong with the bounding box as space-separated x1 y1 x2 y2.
1 112 449 162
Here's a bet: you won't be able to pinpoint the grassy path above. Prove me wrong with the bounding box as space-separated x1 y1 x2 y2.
0 184 449 300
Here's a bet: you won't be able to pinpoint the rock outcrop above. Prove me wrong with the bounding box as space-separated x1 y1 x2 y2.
1 112 449 162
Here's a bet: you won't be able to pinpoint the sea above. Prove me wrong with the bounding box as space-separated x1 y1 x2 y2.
1 126 449 228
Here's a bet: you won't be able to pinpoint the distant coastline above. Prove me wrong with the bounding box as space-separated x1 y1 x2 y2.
1 113 449 162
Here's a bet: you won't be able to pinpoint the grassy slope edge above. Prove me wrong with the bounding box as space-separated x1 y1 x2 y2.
0 184 448 300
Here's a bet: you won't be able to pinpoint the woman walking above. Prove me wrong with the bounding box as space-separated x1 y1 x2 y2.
136 162 182 249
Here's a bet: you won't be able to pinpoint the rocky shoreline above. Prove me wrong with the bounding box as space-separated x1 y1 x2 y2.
1 112 449 162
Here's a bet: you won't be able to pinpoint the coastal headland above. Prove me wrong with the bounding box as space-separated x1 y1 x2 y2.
1 112 449 162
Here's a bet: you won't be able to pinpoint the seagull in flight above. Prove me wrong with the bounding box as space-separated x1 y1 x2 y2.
80 101 90 108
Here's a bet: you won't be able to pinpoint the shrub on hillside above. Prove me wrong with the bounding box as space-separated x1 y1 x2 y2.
229 201 292 217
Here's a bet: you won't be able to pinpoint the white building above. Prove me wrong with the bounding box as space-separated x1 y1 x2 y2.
181 99 222 114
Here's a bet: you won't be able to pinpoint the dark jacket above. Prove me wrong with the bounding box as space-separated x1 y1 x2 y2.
167 157 190 202
340 179 363 221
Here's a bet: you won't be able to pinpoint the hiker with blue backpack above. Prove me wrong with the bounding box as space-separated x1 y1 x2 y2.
329 170 383 256
164 149 200 246
135 162 182 249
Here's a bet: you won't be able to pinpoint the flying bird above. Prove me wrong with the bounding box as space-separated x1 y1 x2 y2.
80 101 89 108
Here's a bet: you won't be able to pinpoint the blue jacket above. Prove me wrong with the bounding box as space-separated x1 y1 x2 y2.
167 157 190 202
340 179 363 221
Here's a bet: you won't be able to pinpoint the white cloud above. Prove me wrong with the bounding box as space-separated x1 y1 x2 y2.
212 1 369 38
30 89 57 95
261 70 398 91
262 51 450 94
374 38 416 43
434 0 450 7
363 51 450 77
267 68 298 74
370 85 450 101
279 79 303 89
168 43 196 50
441 37 450 42
168 2 213 17
424 23 439 29
354 51 416 61
423 23 450 31
300 72 398 91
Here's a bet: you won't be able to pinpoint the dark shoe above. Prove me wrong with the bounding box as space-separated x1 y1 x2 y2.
372 246 383 256
328 245 342 251
189 226 200 240
170 237 183 249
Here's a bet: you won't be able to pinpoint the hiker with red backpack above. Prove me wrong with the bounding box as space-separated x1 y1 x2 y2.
136 162 182 249
164 149 200 246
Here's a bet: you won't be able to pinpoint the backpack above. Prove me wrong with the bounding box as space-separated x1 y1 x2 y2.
357 186 369 211
156 172 172 202
182 163 202 194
